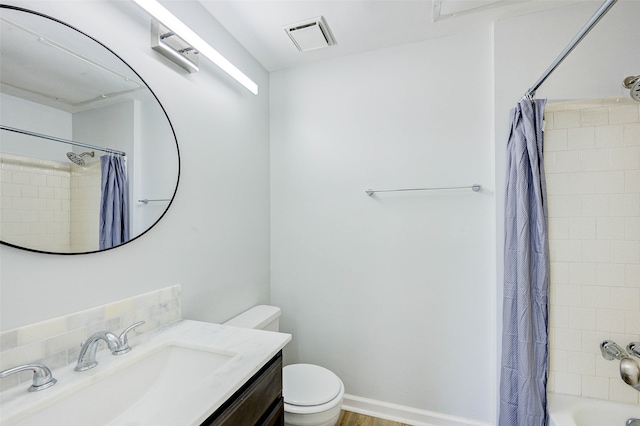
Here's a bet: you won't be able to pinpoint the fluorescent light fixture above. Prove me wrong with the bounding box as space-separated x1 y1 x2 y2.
132 0 258 95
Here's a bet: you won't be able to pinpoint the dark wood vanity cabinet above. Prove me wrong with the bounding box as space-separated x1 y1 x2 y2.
201 351 284 426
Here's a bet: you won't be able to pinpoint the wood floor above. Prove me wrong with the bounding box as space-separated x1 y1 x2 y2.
337 410 410 426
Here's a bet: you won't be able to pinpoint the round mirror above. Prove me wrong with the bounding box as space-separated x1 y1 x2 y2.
0 6 180 254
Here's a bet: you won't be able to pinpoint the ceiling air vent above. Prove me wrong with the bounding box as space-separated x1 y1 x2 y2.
284 16 336 52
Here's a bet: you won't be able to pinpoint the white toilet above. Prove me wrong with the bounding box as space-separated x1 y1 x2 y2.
224 305 344 426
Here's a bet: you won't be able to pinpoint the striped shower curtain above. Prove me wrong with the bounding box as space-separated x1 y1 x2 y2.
499 98 550 426
99 154 129 249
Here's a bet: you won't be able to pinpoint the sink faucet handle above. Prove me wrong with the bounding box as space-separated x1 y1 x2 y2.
113 321 145 355
0 363 57 392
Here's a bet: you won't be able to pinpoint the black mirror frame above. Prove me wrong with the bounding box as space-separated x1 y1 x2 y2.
0 5 181 255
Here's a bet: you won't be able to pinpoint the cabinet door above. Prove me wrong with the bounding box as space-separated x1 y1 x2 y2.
202 352 283 426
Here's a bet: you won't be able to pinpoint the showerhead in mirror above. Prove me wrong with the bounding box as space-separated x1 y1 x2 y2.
623 75 640 102
66 151 95 166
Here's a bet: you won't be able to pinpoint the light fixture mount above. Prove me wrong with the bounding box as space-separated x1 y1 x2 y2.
151 19 199 73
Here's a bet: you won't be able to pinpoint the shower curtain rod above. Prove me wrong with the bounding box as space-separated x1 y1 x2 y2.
524 0 618 99
0 125 126 156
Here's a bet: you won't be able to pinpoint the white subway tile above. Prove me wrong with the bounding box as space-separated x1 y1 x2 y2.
569 218 596 240
568 262 596 285
625 169 640 194
567 173 595 195
596 217 625 240
554 371 582 395
549 217 569 240
611 147 640 171
610 287 640 311
610 194 640 217
554 151 582 173
554 110 582 129
549 349 569 372
595 171 624 194
555 240 583 262
553 328 583 351
625 311 640 334
582 330 610 355
581 375 609 399
582 194 610 217
566 100 603 110
567 351 595 375
609 379 640 404
625 264 640 287
568 307 596 331
623 123 640 147
550 305 569 327
610 240 640 264
545 114 555 130
596 308 625 332
545 129 568 151
581 149 610 172
595 125 624 148
609 331 640 345
595 356 620 379
582 286 610 309
546 102 566 113
547 372 555 393
581 240 610 263
551 261 570 284
610 105 639 125
568 127 595 150
595 263 625 287
580 108 609 127
546 173 570 195
551 195 584 217
626 217 640 241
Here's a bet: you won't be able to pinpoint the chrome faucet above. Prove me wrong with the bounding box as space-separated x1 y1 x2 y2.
75 321 144 371
0 363 57 392
627 419 640 426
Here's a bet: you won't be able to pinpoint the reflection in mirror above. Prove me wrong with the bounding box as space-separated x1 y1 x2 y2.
0 6 179 254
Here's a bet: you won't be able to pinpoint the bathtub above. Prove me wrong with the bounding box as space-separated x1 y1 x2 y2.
548 393 640 426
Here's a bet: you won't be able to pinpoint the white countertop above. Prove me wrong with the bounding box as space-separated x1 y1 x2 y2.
0 320 291 426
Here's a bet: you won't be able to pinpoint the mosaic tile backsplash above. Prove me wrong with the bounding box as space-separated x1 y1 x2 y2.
0 285 181 391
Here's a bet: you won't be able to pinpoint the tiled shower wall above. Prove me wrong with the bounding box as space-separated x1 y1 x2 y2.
0 153 100 252
545 97 640 404
70 160 100 252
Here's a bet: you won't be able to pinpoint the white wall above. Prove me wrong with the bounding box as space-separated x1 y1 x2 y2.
0 93 72 160
0 0 271 330
270 28 495 422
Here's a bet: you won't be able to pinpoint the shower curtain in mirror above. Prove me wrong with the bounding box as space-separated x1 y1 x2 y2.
499 98 549 426
100 155 129 249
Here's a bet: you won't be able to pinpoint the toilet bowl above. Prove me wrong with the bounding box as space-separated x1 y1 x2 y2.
224 306 344 426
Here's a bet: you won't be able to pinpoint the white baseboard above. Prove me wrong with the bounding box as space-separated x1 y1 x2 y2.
341 394 492 426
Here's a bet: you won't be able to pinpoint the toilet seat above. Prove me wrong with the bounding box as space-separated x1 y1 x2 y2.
283 364 344 414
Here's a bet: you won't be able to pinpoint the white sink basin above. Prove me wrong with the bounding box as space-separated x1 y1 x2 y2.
8 345 233 425
0 320 291 426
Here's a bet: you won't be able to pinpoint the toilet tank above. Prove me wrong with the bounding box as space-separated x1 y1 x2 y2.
223 305 281 332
